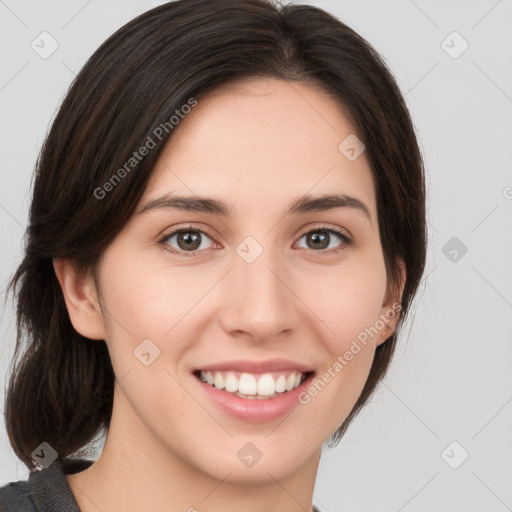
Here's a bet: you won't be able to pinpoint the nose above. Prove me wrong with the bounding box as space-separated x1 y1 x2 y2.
217 245 301 343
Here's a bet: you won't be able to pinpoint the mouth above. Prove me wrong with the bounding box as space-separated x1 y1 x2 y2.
192 369 315 400
191 359 316 422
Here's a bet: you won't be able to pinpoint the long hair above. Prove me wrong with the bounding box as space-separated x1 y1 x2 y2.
3 0 427 468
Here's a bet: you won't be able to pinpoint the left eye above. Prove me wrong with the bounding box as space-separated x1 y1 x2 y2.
295 227 350 252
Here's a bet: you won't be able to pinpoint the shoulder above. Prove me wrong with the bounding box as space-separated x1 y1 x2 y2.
0 478 37 511
0 458 94 512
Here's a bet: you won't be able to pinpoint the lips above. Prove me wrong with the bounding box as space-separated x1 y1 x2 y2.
192 359 315 401
193 366 316 422
194 358 315 374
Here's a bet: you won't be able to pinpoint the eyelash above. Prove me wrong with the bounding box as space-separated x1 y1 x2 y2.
157 224 352 258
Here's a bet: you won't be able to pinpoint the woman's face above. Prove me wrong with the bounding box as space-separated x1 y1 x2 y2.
68 77 403 483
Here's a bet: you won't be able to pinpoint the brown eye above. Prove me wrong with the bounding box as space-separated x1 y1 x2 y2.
159 227 215 257
295 226 352 253
176 231 202 251
305 231 330 250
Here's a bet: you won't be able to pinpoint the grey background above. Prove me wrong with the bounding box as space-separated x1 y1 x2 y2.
1 1 511 511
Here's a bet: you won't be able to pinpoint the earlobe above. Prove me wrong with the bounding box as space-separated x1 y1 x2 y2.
377 258 406 345
52 258 106 340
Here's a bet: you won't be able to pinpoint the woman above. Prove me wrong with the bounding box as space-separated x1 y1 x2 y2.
0 0 427 510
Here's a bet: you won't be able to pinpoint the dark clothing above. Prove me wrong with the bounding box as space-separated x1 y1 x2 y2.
0 458 92 511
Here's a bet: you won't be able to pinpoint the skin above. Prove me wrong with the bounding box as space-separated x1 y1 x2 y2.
54 77 405 512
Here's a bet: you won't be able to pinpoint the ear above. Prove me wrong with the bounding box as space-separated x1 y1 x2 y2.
376 258 406 346
53 258 106 340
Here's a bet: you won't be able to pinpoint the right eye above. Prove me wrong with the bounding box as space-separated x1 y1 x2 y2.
158 226 217 257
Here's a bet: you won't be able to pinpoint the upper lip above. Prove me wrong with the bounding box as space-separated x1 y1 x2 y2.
194 359 315 374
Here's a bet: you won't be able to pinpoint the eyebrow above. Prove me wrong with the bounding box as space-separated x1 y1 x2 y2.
138 192 372 224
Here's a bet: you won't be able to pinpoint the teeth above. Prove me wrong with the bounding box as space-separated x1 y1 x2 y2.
275 375 286 393
199 370 307 397
257 374 275 396
225 373 238 392
214 372 225 390
285 374 295 391
239 373 257 394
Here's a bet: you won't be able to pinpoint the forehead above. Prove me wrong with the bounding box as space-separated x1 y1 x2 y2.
141 77 376 221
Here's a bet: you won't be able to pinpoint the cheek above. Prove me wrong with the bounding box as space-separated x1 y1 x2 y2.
100 255 200 335
307 260 387 352
95 265 195 416
96 256 216 380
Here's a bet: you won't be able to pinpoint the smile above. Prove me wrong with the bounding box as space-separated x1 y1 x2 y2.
192 359 315 422
195 370 310 399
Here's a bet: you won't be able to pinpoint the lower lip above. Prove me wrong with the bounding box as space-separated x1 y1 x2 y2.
195 373 314 423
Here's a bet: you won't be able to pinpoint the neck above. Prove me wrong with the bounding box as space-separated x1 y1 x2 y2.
67 387 321 512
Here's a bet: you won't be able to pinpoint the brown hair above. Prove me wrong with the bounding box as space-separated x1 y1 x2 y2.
3 0 427 469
